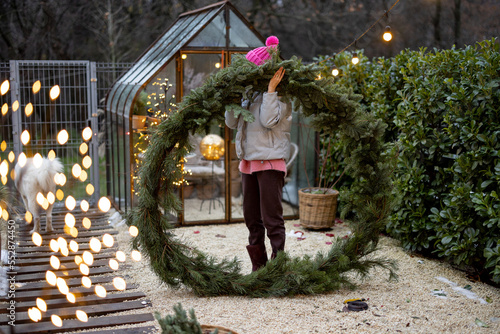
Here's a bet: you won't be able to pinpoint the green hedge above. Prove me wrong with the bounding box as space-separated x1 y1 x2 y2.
317 39 500 283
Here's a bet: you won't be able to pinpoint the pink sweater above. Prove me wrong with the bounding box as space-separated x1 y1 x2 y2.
239 159 287 176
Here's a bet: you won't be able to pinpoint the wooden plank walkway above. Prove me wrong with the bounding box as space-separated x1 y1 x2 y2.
0 207 157 334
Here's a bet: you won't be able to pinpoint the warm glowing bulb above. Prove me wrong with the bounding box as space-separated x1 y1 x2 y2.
28 307 42 322
57 237 67 250
89 238 101 252
1 208 8 220
57 173 67 186
56 189 64 201
113 277 126 291
102 234 114 248
76 310 88 322
48 149 56 160
80 200 89 212
181 54 187 59
0 160 8 177
67 292 76 303
131 250 142 261
50 255 60 270
18 152 27 167
69 240 79 252
49 239 59 252
46 270 57 286
47 191 55 204
79 142 88 155
215 62 221 69
95 285 107 298
116 251 126 262
79 170 88 182
86 184 94 195
32 232 43 246
82 127 92 141
60 247 69 257
383 26 393 42
65 213 75 227
332 68 339 76
0 80 9 95
20 130 30 145
82 251 94 265
82 276 92 288
82 156 92 169
129 226 139 237
25 103 33 117
69 227 78 238
8 152 14 162
109 259 119 270
82 217 91 229
65 196 76 211
36 298 47 312
36 192 45 206
51 314 63 327
0 140 6 151
75 255 83 265
32 80 41 94
56 277 69 295
79 263 90 276
352 53 359 65
72 164 82 178
12 100 19 112
98 197 111 212
57 129 69 145
50 85 60 100
1 103 8 115
33 153 43 168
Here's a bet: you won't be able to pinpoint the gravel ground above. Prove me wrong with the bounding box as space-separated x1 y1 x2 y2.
109 213 500 334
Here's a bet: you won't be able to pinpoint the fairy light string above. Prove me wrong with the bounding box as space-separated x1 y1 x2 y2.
317 0 401 65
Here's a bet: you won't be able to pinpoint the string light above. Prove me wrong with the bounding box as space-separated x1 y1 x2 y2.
331 65 339 77
351 53 360 65
318 0 401 69
383 26 393 42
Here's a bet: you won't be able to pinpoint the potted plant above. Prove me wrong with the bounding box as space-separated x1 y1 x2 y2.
298 133 344 229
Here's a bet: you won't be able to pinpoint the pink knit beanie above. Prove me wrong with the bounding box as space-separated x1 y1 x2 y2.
246 36 279 66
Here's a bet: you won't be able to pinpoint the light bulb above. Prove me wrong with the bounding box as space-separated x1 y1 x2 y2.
352 53 359 65
383 26 393 42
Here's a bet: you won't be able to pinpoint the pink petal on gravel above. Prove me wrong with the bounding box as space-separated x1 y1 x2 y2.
335 218 344 224
297 237 306 241
326 241 333 245
325 233 335 237
193 231 200 234
293 224 301 227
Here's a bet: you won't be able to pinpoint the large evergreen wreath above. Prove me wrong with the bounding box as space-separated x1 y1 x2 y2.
126 53 397 297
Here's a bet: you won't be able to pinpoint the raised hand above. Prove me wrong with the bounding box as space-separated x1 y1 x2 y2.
268 67 285 93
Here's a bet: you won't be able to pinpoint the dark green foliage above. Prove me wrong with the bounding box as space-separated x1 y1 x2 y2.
155 303 207 334
126 51 397 297
319 39 500 283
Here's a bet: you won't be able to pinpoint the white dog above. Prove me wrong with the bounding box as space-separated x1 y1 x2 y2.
15 157 63 234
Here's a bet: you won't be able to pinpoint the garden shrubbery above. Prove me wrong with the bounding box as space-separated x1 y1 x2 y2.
317 39 500 282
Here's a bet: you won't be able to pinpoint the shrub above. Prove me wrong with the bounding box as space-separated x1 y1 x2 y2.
317 39 500 282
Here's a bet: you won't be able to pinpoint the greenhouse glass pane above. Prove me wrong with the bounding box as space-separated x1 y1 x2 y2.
188 12 226 47
229 10 263 48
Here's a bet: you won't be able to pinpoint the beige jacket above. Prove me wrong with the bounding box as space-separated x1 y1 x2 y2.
225 92 292 162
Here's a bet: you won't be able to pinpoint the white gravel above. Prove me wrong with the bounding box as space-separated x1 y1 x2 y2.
112 218 500 334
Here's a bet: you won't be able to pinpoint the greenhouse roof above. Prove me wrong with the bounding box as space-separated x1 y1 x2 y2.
106 0 264 119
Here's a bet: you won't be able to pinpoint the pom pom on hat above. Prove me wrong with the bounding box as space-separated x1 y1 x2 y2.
266 36 279 47
246 36 280 66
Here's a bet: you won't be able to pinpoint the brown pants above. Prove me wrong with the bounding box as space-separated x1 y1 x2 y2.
242 170 285 256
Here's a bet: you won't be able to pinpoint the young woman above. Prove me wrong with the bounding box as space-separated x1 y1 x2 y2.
225 37 292 271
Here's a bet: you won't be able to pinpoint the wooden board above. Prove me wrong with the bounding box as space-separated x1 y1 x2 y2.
0 209 155 333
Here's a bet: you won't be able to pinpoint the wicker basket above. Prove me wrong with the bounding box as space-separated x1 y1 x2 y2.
201 324 239 334
298 187 339 229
